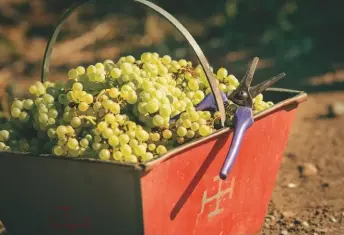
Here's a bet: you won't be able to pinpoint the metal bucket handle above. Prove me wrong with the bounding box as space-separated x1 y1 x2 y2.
40 0 227 126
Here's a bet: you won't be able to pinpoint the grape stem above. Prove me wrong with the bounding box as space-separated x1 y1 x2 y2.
79 115 96 125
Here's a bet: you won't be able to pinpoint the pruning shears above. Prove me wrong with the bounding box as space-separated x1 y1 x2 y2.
195 59 285 179
136 0 286 180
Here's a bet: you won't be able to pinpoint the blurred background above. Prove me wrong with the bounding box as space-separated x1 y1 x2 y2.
1 0 344 234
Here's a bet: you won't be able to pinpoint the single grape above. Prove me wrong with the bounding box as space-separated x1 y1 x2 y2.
156 145 167 155
99 149 111 160
0 130 10 142
71 117 81 128
177 126 187 137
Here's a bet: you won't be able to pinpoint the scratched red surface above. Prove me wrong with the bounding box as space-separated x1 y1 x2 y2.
141 107 297 235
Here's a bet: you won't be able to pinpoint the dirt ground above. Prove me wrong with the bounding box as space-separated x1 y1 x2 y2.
261 91 344 235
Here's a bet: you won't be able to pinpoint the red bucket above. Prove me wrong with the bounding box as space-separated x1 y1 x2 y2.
0 1 307 235
0 88 306 235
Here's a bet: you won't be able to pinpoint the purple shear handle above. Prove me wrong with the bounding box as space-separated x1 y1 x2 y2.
219 106 254 180
170 92 228 122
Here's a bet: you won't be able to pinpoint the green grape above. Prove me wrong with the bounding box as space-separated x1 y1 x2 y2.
99 149 111 160
159 104 172 117
23 99 34 110
148 143 156 151
97 121 108 132
120 144 132 156
188 79 199 91
102 128 114 139
71 117 81 128
11 108 21 118
0 130 10 142
162 129 172 139
72 82 83 92
199 125 211 137
177 137 185 144
78 102 89 112
56 125 67 136
19 112 29 122
127 91 138 104
147 99 159 113
153 115 164 127
68 69 78 79
113 151 123 161
129 139 139 148
156 145 167 155
12 100 23 110
29 85 37 94
87 65 97 74
53 146 64 156
67 138 79 150
151 133 160 142
191 122 200 131
109 88 120 98
76 66 85 74
93 102 102 110
182 119 192 128
142 152 153 161
136 129 149 142
177 126 187 137
186 130 195 138
119 134 130 145
134 144 146 156
124 155 138 163
0 142 6 150
217 68 228 80
80 138 89 148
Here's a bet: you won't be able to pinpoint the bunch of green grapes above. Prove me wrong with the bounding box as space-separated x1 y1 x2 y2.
0 52 274 163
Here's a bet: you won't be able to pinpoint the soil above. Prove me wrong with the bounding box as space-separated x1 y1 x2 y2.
261 91 344 235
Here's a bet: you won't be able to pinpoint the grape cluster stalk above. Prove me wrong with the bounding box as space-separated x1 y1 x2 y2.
0 53 274 163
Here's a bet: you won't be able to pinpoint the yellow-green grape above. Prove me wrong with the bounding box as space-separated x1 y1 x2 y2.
11 108 21 118
76 66 85 75
53 146 64 156
177 126 187 137
68 69 78 79
80 138 89 147
226 75 239 87
161 55 172 65
120 144 132 156
113 151 123 161
71 117 81 128
67 138 79 150
119 134 130 145
162 129 172 139
0 130 9 142
124 155 138 163
78 102 89 112
148 143 156 151
151 133 160 142
217 68 228 80
142 152 154 161
72 82 83 92
156 145 167 155
178 59 187 67
110 68 121 79
199 125 211 137
134 144 146 156
99 149 111 160
29 85 37 94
